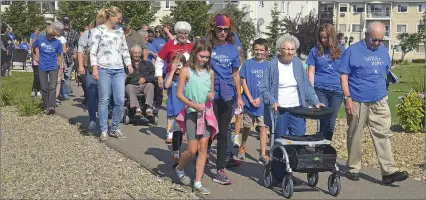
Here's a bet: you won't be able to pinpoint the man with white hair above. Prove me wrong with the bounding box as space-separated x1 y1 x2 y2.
154 21 193 88
340 21 408 184
125 44 156 117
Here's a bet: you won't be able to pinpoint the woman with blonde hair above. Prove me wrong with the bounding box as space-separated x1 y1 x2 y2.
33 25 64 114
89 6 133 141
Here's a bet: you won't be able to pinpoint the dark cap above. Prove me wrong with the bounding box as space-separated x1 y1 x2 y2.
62 16 70 25
120 16 130 28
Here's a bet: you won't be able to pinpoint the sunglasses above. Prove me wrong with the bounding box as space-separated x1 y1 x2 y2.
370 38 383 43
215 27 229 33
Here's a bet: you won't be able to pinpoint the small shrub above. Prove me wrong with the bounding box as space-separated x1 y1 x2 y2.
409 76 425 93
403 60 409 65
397 92 425 133
412 59 425 63
1 87 13 106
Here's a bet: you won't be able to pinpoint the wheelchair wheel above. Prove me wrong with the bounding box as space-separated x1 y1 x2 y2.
281 174 294 199
262 164 275 188
122 107 130 125
328 174 341 197
307 172 319 187
149 116 158 125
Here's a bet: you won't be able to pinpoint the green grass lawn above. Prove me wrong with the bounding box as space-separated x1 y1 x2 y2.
337 63 426 123
1 72 41 116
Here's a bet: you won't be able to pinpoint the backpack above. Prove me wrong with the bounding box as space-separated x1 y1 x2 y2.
82 30 92 71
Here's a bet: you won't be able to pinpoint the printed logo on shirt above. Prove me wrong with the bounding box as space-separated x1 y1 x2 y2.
41 42 56 53
364 56 384 74
322 53 334 69
212 52 232 67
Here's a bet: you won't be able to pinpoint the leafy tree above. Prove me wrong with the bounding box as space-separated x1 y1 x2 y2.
397 32 421 62
214 3 257 58
282 11 319 56
264 2 283 56
418 12 425 43
170 1 212 37
160 15 174 27
1 1 45 39
107 1 157 30
55 1 101 31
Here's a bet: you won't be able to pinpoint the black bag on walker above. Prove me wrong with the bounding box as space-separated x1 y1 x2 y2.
271 144 337 180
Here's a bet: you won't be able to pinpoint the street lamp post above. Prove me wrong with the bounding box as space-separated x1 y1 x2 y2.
391 44 396 67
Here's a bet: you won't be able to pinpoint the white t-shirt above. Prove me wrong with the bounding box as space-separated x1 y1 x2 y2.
56 36 66 44
277 61 301 108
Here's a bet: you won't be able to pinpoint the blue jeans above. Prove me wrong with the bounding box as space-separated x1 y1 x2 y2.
85 72 98 122
315 88 343 141
274 111 306 138
98 68 125 132
62 61 74 99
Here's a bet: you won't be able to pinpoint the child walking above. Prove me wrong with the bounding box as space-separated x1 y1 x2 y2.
237 38 270 164
174 40 217 195
164 53 187 163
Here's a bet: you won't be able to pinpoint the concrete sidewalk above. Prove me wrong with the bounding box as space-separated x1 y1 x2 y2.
56 83 425 199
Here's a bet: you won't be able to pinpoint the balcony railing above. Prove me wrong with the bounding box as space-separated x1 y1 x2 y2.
366 10 391 18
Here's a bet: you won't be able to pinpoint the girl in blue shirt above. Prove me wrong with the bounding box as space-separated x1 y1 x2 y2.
208 14 244 185
306 23 345 141
164 53 187 161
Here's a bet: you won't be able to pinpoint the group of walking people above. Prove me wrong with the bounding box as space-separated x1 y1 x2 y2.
29 5 408 195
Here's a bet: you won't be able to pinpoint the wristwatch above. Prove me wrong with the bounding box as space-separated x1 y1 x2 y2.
344 96 351 100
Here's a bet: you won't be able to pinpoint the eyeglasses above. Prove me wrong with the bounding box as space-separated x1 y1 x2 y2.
215 27 229 33
370 38 383 43
177 32 189 36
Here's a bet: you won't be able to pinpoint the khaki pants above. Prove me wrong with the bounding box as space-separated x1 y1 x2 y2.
346 96 398 175
125 83 154 108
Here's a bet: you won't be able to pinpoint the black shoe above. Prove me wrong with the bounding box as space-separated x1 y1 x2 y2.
382 171 409 185
225 158 241 168
347 172 360 181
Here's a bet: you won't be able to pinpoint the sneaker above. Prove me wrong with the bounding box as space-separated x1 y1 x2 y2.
99 131 109 141
110 129 126 139
31 91 36 97
347 172 360 181
146 108 154 118
88 121 96 130
233 135 241 147
47 107 55 115
135 108 142 117
212 169 232 185
175 167 191 186
237 147 246 160
258 155 270 165
194 186 210 195
37 92 42 98
226 158 241 168
382 171 409 185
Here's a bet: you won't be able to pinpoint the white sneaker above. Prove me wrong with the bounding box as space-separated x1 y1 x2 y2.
99 131 109 141
88 121 96 130
110 129 126 139
37 92 42 97
31 91 36 97
233 135 241 148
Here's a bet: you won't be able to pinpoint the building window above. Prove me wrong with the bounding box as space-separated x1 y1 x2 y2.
352 4 365 13
165 1 170 9
339 4 348 12
351 24 362 32
397 4 408 13
418 3 425 13
338 24 347 32
320 4 334 12
1 1 11 5
281 1 285 12
259 1 264 7
41 1 55 14
396 24 407 33
416 45 425 53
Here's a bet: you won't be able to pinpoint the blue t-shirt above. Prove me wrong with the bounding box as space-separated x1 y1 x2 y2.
211 43 240 99
306 44 346 92
233 32 242 48
151 38 167 74
164 74 186 117
19 43 30 51
33 36 63 71
30 33 38 41
240 58 268 116
146 42 157 63
339 40 390 103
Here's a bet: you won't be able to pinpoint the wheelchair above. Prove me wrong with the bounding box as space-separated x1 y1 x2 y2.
122 91 159 126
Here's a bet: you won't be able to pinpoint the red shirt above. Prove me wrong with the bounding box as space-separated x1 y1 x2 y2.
158 39 194 74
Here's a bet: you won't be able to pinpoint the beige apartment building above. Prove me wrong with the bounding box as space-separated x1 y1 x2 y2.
318 0 425 61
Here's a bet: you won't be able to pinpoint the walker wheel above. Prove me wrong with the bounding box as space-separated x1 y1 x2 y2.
307 172 319 187
281 174 294 199
262 165 275 188
328 174 341 197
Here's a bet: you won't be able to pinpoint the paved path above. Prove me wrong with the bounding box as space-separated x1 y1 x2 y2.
55 82 425 199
